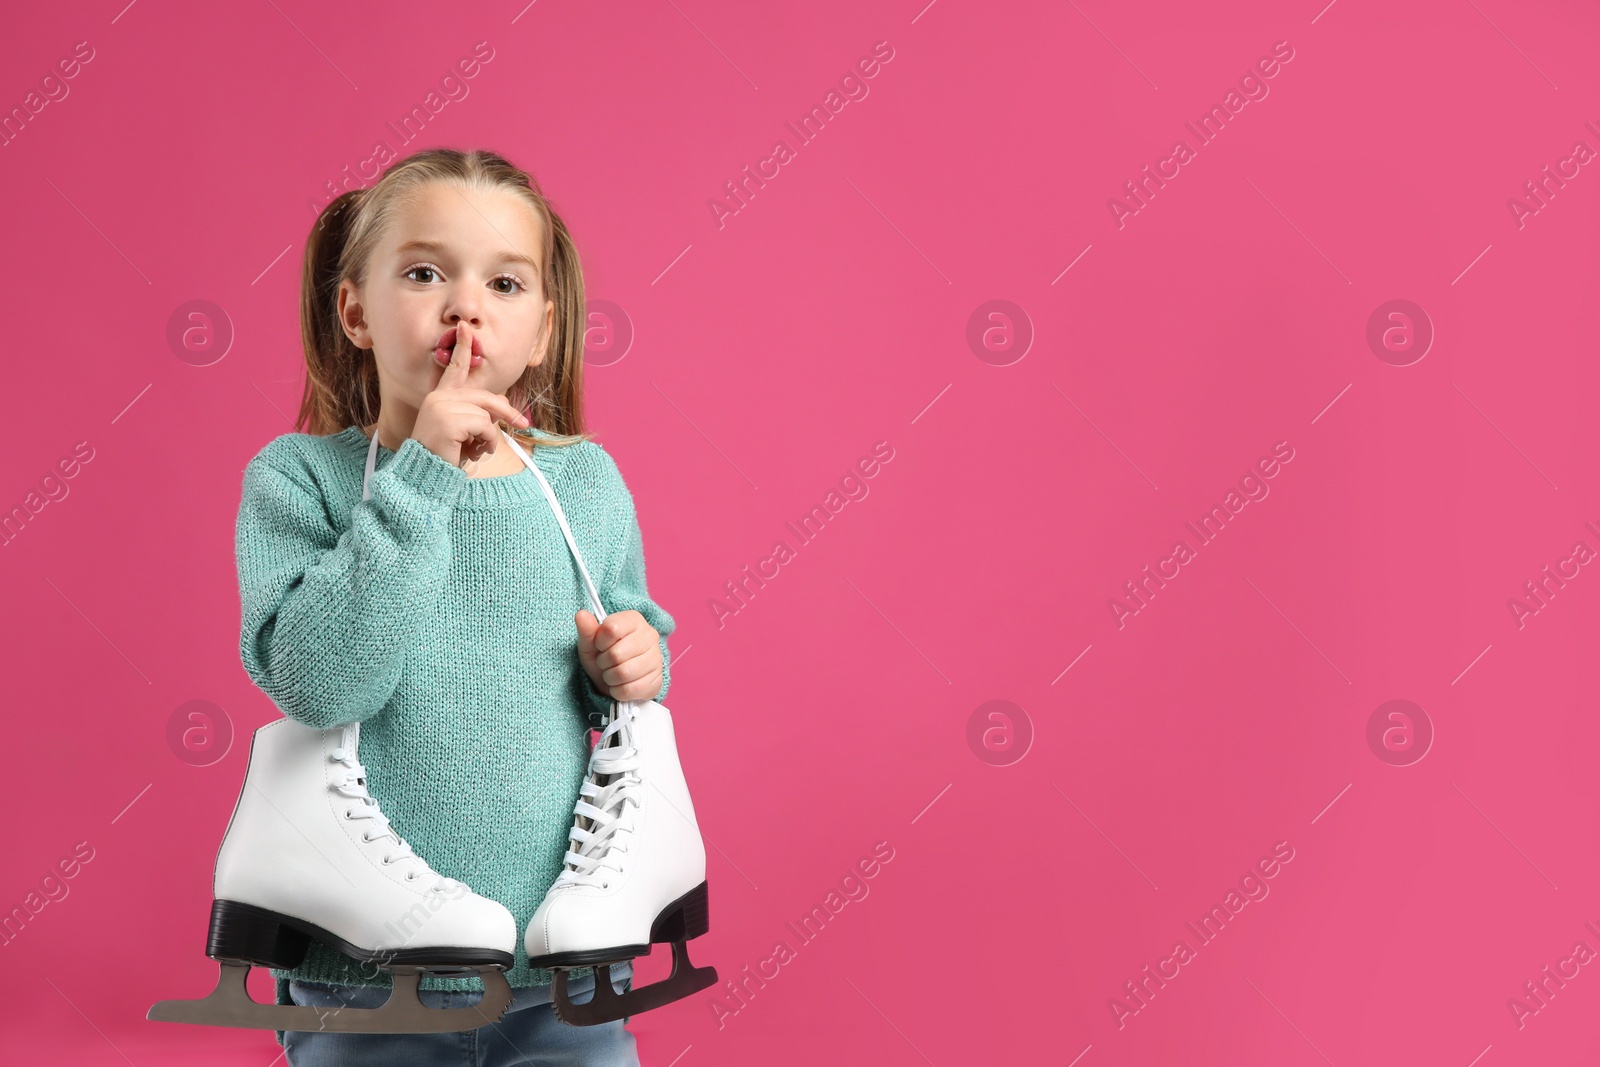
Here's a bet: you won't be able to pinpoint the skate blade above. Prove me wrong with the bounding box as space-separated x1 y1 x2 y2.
148 961 515 1033
552 941 718 1027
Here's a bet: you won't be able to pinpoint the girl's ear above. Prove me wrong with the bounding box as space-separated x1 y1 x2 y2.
337 279 373 349
527 298 555 368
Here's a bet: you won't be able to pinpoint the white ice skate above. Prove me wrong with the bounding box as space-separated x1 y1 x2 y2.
506 428 719 1026
148 718 518 1033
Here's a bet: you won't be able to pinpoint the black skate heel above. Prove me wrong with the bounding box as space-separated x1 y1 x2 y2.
650 880 710 943
205 899 311 968
548 882 717 1027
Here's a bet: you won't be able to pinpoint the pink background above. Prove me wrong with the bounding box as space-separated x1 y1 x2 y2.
3 0 1599 1063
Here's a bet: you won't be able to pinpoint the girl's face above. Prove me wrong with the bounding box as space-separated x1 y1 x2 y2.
338 181 555 415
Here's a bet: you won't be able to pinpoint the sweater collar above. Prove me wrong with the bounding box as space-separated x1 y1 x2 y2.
341 425 571 511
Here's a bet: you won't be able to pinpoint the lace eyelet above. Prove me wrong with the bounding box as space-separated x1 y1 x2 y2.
361 832 372 842
343 810 354 820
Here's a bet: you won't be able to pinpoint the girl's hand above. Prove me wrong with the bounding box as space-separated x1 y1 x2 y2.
575 610 663 703
412 322 530 467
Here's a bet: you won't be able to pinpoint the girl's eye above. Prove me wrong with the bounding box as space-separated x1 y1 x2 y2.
404 265 524 295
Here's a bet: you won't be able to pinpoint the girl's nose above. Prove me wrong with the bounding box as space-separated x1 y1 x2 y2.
443 290 484 326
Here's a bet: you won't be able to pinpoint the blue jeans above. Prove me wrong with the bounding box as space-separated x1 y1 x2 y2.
280 961 638 1067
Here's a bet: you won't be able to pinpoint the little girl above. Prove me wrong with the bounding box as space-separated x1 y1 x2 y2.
235 147 673 1066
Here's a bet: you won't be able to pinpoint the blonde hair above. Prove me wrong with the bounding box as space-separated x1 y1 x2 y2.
294 147 592 448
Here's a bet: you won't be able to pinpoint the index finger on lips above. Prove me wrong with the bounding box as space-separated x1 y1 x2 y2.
437 327 472 389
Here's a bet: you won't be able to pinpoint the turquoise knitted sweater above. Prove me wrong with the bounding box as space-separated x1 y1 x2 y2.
233 424 674 992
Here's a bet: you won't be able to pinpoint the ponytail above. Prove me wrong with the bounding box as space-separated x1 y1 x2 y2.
296 189 380 435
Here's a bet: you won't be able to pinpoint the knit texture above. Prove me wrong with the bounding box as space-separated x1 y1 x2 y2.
233 425 674 994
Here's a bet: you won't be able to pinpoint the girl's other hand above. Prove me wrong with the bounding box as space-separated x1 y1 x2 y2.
575 610 664 703
412 322 530 467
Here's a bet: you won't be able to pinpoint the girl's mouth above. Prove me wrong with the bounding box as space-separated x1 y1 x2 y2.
434 327 485 367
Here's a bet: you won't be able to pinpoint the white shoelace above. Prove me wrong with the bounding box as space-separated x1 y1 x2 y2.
494 428 648 892
330 734 467 895
552 703 642 891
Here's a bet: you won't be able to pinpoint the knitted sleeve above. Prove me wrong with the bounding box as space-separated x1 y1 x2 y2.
236 436 467 729
577 456 677 730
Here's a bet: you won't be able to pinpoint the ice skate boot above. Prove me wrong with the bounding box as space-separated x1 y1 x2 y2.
148 718 518 1033
524 698 718 1025
501 427 718 1026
